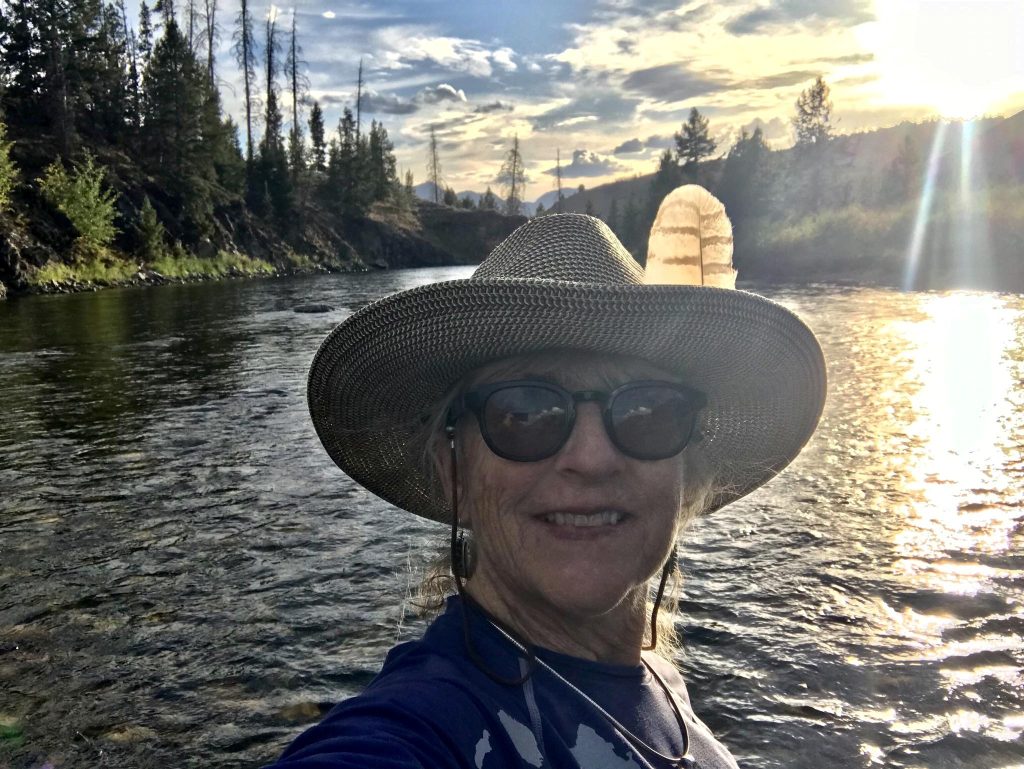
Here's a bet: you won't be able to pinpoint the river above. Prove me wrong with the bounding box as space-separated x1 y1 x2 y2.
1 270 1021 769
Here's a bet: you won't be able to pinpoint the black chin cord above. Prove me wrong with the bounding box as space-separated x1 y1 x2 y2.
643 545 677 652
447 425 536 686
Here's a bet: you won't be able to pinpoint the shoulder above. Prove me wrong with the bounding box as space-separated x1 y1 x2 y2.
267 634 541 769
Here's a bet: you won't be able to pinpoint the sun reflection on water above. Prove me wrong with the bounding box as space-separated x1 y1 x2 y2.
888 292 1021 562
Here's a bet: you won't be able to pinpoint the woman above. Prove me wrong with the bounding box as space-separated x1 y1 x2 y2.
270 214 826 768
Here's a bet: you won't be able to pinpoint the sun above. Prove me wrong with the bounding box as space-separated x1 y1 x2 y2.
863 0 1024 119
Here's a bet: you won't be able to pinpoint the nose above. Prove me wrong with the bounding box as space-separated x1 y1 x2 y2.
552 401 625 476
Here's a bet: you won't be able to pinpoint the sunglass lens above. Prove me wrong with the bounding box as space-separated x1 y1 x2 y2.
610 385 697 460
483 385 569 461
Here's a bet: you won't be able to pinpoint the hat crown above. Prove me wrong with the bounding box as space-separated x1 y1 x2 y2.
473 214 645 285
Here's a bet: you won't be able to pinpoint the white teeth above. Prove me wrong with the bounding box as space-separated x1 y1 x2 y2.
544 511 623 527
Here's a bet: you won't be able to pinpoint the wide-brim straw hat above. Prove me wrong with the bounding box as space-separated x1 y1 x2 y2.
308 214 826 522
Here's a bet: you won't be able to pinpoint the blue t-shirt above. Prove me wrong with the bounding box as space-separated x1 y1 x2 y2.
267 597 739 769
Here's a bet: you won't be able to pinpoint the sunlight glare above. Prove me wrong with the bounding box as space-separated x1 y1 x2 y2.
889 293 1019 559
867 0 1024 118
902 121 947 290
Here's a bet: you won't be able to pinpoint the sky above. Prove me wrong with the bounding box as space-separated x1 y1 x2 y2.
178 0 1024 198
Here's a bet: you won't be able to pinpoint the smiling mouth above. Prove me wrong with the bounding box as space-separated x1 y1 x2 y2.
541 511 625 527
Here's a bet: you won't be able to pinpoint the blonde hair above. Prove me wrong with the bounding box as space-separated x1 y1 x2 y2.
406 349 720 658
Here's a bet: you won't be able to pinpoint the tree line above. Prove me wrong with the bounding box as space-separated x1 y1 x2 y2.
596 77 942 257
0 0 406 269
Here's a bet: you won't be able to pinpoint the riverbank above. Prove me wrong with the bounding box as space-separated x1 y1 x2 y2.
0 202 527 299
736 184 1024 293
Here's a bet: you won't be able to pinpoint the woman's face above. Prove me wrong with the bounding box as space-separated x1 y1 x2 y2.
454 350 688 626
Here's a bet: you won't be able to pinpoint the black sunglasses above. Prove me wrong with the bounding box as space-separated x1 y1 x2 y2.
446 379 706 462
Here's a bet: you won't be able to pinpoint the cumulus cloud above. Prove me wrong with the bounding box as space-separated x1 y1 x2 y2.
373 29 520 79
420 84 467 104
491 47 517 72
726 0 874 36
543 149 625 178
622 63 730 102
613 134 675 154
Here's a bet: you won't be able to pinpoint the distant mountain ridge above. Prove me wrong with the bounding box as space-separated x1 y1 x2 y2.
413 182 564 217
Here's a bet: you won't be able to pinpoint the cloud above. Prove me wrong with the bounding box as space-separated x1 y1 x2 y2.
532 93 640 131
613 138 644 154
341 83 473 116
622 63 730 102
474 100 514 114
318 93 349 107
821 52 875 65
739 70 823 90
491 47 517 72
612 134 675 154
420 84 467 104
373 28 519 79
543 149 625 178
741 116 790 142
726 0 874 36
361 89 419 115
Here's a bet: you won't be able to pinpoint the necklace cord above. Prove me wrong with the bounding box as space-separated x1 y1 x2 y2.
486 616 693 765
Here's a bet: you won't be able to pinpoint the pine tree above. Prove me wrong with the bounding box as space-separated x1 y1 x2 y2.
480 186 497 211
39 152 119 260
793 76 833 148
285 8 307 181
308 101 326 175
138 1 153 64
202 0 218 82
718 127 771 223
426 127 442 203
674 107 716 179
498 134 525 216
141 17 226 238
233 0 258 163
442 186 457 206
791 77 835 212
253 8 290 219
138 196 167 259
367 120 396 202
325 107 369 216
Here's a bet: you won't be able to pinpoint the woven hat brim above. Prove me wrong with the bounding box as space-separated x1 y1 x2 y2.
307 278 827 523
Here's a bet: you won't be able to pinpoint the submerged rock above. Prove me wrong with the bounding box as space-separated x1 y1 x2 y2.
293 303 334 314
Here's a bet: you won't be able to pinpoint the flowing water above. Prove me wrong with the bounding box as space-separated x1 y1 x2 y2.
0 271 1021 769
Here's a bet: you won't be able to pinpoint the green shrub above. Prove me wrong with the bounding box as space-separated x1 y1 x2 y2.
138 196 167 260
0 122 18 212
38 153 119 259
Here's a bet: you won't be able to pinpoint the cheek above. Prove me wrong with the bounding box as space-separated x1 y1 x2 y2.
456 436 532 531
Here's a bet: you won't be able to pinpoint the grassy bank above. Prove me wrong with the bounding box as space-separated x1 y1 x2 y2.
24 249 283 293
742 184 1024 290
